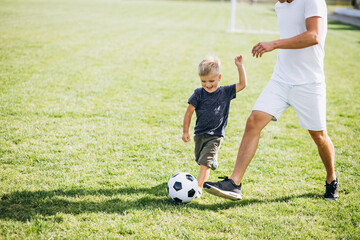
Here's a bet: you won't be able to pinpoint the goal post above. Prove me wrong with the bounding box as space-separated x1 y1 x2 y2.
229 0 237 33
228 0 279 35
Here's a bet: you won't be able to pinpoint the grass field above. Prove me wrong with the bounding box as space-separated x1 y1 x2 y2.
1 0 359 239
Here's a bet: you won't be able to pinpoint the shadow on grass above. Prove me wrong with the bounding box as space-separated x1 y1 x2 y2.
0 183 322 222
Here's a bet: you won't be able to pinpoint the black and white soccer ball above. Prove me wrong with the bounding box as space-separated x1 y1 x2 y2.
167 172 198 203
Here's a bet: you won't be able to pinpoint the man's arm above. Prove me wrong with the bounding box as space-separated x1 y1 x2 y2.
234 55 247 93
182 104 195 142
252 16 324 58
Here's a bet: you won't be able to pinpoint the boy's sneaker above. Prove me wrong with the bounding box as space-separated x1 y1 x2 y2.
203 177 242 201
324 178 339 201
195 188 202 198
211 157 218 171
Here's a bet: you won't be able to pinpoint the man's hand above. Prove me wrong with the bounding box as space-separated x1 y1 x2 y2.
182 132 191 142
252 41 276 58
252 16 322 57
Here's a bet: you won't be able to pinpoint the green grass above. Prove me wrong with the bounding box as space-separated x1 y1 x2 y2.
1 0 359 239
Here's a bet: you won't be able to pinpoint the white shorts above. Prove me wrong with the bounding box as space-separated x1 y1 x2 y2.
253 79 327 131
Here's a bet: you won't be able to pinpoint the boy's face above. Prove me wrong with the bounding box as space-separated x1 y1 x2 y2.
200 72 221 93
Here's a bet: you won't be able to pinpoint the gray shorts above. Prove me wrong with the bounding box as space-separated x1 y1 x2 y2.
194 134 223 168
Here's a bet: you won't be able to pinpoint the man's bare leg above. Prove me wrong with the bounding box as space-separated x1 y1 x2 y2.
230 111 274 185
308 130 336 184
203 111 273 200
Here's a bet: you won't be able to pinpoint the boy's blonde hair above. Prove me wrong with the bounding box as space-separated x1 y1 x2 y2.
198 56 221 76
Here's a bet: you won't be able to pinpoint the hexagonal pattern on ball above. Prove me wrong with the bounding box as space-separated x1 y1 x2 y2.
167 172 198 203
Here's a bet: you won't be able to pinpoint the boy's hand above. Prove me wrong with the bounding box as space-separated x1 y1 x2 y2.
235 54 247 93
235 55 244 67
182 132 191 142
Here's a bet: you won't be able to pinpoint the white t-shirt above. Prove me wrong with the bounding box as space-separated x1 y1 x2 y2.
271 0 328 85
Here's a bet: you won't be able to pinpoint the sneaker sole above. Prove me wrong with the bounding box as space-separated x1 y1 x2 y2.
204 185 242 201
324 197 339 201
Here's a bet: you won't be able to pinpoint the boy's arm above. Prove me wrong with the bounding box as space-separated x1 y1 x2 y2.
234 55 247 93
182 104 195 142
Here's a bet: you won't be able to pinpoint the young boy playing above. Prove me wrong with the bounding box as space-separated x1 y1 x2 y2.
182 55 247 197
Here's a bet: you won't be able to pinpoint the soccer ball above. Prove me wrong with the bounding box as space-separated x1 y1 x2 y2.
167 172 198 203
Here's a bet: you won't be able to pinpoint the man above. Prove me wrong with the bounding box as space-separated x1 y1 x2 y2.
204 0 339 201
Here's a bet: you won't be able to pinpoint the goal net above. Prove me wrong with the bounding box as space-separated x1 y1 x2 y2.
229 0 279 35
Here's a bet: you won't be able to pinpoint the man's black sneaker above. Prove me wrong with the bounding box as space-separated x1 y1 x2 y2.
324 178 339 201
203 177 242 201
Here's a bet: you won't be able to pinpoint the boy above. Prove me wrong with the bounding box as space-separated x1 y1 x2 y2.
182 55 247 197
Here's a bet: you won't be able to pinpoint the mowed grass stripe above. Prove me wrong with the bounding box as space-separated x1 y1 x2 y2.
0 0 359 239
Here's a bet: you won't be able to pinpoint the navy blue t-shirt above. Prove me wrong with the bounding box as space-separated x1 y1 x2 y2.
188 84 236 137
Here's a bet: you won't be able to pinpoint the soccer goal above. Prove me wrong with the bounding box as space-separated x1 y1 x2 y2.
228 0 279 35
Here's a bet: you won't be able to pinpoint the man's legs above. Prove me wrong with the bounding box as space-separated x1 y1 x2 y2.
203 111 273 200
308 130 336 184
228 80 290 184
230 111 274 185
309 130 338 200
